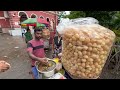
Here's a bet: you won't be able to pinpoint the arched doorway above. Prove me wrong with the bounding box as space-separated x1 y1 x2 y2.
30 14 37 18
46 18 50 22
40 16 44 19
46 18 50 28
18 12 28 35
18 12 28 23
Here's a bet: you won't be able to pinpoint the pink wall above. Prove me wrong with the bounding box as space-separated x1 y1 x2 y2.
0 19 10 28
8 11 58 30
0 11 4 17
0 11 58 29
0 11 11 28
8 11 20 28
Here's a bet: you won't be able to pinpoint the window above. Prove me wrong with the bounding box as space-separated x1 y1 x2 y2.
31 14 37 18
46 18 50 22
18 11 28 18
18 12 28 23
40 16 44 19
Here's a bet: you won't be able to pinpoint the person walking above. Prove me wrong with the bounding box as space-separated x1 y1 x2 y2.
24 27 33 43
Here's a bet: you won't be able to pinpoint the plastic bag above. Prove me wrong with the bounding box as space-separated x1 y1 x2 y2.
56 17 99 35
56 18 72 36
71 17 99 25
58 17 116 79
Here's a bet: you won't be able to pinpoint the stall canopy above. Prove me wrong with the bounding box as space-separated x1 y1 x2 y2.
21 22 45 27
21 18 49 27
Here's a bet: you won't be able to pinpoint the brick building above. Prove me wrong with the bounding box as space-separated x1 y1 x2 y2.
0 11 59 44
0 11 59 34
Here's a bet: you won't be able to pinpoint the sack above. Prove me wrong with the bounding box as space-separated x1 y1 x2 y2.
57 17 116 79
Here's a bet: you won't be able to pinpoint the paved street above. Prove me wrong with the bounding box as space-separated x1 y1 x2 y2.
0 33 52 79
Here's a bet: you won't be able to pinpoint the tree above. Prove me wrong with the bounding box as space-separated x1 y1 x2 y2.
84 11 117 28
111 11 120 30
58 11 66 19
63 11 85 19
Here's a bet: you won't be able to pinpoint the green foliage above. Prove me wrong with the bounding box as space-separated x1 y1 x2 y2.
115 37 120 44
111 12 120 30
113 30 120 37
84 11 117 28
58 11 66 19
112 30 120 45
63 11 86 19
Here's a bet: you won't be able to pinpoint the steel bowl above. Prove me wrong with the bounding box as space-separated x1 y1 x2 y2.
35 60 56 78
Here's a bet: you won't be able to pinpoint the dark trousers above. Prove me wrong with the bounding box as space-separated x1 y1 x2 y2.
22 33 24 37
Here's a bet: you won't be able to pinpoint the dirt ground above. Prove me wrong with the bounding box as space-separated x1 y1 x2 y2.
0 33 52 79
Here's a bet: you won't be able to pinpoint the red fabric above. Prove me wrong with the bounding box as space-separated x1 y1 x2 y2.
27 24 36 26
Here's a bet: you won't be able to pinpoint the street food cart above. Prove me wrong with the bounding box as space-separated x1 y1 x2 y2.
30 17 118 79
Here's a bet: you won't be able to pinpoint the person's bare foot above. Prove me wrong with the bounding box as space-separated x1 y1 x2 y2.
0 61 10 73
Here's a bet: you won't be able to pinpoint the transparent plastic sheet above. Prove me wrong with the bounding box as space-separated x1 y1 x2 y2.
71 17 99 25
57 17 116 79
56 18 71 36
56 17 99 35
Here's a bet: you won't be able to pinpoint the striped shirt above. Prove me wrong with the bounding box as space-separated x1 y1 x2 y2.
27 39 45 66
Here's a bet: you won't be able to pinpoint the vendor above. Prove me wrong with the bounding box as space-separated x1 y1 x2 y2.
0 61 10 73
27 28 48 79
